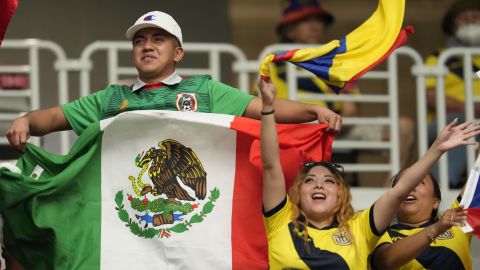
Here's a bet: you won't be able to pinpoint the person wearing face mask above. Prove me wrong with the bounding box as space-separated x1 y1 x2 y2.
425 0 480 188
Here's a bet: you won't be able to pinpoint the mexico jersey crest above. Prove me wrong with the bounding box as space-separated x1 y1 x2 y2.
176 93 198 112
115 139 220 239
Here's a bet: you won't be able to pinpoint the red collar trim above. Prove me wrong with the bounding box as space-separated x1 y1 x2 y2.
140 83 166 91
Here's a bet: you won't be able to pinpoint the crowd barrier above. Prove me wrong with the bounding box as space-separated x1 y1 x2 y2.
0 38 479 268
0 39 479 198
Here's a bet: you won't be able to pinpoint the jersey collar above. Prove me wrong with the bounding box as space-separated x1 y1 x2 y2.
391 219 435 230
131 71 182 92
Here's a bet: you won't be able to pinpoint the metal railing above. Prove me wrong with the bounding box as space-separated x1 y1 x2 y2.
0 39 70 153
1 39 479 195
413 48 480 191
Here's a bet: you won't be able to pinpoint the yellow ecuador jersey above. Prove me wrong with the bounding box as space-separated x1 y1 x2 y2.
264 196 382 270
425 49 480 120
372 196 472 270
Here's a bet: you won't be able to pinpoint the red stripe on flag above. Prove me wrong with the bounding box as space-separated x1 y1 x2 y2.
0 0 18 45
231 130 268 269
230 117 334 268
350 26 414 82
273 49 299 62
467 208 480 239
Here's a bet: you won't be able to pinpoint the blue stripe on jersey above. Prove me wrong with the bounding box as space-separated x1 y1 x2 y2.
288 223 349 269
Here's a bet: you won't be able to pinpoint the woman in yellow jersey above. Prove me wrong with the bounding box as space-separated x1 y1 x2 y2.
258 78 480 270
370 170 474 269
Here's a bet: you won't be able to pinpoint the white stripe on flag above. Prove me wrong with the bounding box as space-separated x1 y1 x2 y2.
100 111 237 269
460 153 480 233
100 110 234 131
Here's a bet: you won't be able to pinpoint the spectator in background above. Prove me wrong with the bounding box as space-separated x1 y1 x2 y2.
271 0 416 184
425 0 480 188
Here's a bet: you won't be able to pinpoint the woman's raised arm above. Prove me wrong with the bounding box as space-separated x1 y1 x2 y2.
259 78 288 212
373 119 480 232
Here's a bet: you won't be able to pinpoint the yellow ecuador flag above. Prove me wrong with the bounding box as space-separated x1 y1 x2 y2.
259 0 413 93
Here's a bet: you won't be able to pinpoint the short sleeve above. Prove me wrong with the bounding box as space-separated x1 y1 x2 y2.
370 232 393 270
264 197 291 236
208 79 255 116
61 90 106 135
349 204 383 251
375 230 393 247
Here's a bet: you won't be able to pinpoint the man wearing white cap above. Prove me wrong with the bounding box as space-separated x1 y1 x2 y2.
5 10 342 152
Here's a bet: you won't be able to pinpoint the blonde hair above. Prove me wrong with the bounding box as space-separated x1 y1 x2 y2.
289 164 355 245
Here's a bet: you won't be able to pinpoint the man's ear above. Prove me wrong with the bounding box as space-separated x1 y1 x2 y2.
174 47 184 63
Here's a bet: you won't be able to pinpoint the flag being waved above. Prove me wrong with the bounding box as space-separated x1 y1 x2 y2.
460 153 480 239
259 0 413 93
0 110 334 269
0 0 18 45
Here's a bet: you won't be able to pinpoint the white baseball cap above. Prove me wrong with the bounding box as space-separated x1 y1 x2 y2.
125 11 183 46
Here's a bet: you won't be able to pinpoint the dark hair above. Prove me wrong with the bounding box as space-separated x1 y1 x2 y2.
300 161 345 178
276 0 334 43
277 15 331 43
390 170 441 220
442 0 480 35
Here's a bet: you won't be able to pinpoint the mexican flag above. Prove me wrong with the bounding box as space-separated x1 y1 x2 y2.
0 110 333 269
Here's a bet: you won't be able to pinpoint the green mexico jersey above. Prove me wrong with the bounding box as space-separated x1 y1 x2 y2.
62 75 254 135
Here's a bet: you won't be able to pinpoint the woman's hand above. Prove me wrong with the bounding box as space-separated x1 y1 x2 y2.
257 77 276 110
435 205 468 233
434 118 480 152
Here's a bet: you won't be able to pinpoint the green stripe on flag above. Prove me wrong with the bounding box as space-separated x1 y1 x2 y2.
0 123 103 270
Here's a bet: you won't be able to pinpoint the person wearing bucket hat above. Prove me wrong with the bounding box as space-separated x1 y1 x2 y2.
5 10 342 151
269 0 415 183
276 0 334 43
425 0 480 188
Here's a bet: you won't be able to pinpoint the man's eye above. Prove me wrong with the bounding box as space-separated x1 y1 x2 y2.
304 178 313 183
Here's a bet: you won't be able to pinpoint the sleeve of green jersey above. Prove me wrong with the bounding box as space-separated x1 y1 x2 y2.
208 79 255 116
61 90 106 135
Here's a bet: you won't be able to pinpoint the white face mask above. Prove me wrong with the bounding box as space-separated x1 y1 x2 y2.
455 24 480 46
